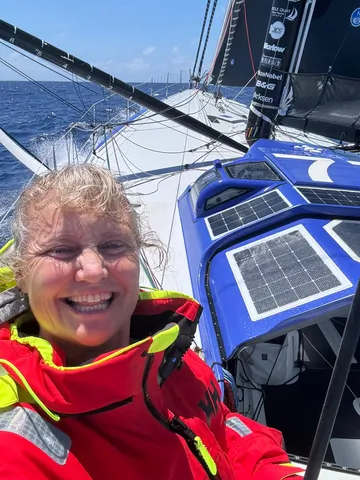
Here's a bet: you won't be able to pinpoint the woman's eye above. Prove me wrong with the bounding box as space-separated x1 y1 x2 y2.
47 247 76 258
101 243 126 253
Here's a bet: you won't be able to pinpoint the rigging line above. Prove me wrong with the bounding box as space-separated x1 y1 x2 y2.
197 0 219 78
72 72 89 116
0 171 39 226
330 24 351 75
100 90 217 152
192 0 212 77
303 333 357 401
0 57 94 121
102 85 112 124
129 172 180 196
192 128 247 162
0 40 100 95
232 71 258 101
243 0 256 76
117 92 215 140
140 251 162 290
116 88 202 127
107 95 212 137
108 120 210 156
159 99 192 287
40 88 131 166
161 150 186 289
122 147 217 189
111 132 142 178
102 89 201 132
109 129 122 175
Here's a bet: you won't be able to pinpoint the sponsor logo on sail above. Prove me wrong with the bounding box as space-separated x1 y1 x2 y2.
269 21 285 40
261 55 282 68
264 42 286 53
253 92 274 104
258 70 283 81
350 8 360 27
272 6 289 18
256 80 276 91
285 7 298 21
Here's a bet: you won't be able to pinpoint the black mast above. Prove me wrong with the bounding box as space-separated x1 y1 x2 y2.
0 19 247 154
245 0 307 145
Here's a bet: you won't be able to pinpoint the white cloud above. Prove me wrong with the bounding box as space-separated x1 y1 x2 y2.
142 46 155 56
124 57 150 72
170 46 187 66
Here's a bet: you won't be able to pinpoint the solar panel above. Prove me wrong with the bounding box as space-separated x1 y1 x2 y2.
325 220 360 262
226 162 281 181
206 190 290 239
298 187 360 207
227 226 351 321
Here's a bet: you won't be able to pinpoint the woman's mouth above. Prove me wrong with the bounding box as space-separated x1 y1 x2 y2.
64 292 114 313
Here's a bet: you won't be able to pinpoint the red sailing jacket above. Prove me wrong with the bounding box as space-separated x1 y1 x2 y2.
0 289 303 479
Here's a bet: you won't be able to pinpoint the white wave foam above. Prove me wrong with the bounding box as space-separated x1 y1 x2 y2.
33 135 91 169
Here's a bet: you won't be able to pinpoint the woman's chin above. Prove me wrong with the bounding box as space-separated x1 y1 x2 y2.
74 329 115 348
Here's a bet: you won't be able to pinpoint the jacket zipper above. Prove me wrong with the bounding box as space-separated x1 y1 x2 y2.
142 354 220 480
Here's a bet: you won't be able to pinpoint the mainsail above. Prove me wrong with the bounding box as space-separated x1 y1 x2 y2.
282 0 360 143
208 0 273 87
211 0 360 144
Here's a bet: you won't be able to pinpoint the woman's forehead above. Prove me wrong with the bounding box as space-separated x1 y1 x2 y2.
27 204 133 241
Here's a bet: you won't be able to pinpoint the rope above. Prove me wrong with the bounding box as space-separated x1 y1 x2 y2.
197 0 219 78
0 57 94 121
192 0 212 78
243 0 256 76
223 368 240 411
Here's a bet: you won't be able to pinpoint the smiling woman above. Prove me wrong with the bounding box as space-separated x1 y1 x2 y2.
5 165 151 364
0 165 303 480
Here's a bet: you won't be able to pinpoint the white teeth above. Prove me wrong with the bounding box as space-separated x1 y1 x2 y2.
67 293 112 303
71 303 109 313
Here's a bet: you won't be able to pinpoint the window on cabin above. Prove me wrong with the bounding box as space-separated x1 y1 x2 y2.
226 162 281 181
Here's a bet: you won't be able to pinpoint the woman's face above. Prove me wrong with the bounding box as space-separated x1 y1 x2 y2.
19 203 140 349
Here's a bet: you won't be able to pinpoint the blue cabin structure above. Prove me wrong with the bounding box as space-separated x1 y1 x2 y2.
178 139 360 380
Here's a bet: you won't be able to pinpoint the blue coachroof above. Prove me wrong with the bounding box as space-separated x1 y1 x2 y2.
178 139 360 366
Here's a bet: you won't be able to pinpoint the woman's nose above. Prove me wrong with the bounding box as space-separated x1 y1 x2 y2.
75 248 108 283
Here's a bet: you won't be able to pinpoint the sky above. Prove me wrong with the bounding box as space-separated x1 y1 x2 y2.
0 0 229 82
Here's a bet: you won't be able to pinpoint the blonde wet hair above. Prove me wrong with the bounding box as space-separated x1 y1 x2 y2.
3 164 164 276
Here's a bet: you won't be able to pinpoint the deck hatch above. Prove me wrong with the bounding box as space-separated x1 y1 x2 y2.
226 162 281 181
298 187 360 207
226 225 351 321
206 190 290 239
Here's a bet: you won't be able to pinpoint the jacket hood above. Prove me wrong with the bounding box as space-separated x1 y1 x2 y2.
0 288 202 421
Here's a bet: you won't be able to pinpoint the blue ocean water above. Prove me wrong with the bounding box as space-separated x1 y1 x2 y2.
0 81 251 244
